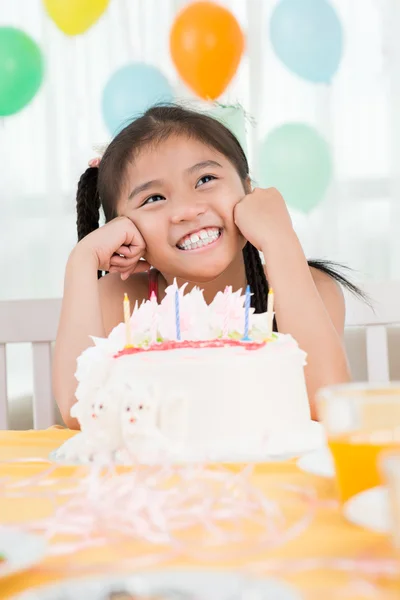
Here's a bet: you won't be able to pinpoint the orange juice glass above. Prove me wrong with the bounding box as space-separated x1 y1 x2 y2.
317 382 400 502
381 452 400 551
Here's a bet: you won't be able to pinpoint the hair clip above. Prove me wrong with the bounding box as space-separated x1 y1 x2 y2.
88 157 101 168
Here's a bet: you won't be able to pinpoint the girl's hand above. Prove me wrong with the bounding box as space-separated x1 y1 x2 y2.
234 187 294 250
78 216 150 280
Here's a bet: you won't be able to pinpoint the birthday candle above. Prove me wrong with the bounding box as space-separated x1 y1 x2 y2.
267 288 274 339
243 285 251 341
222 286 231 338
175 287 181 341
150 291 158 344
123 293 133 348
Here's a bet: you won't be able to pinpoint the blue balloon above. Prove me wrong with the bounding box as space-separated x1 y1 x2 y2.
102 63 174 135
270 0 343 84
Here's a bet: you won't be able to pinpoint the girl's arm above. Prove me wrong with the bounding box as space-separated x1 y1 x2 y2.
53 217 149 428
234 188 350 418
53 247 105 429
262 230 350 419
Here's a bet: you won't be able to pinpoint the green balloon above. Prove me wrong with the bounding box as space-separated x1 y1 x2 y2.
259 123 332 213
0 27 44 116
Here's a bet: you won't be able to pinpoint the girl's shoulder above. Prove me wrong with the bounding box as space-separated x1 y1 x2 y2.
98 271 149 335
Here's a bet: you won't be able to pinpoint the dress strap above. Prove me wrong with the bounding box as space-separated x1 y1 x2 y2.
148 269 159 301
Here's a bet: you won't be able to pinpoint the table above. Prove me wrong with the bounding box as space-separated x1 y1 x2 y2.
0 428 399 600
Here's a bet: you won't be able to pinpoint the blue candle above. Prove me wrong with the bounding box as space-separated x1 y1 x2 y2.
242 285 251 341
175 287 181 341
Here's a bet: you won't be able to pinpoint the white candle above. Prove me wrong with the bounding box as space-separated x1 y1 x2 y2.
222 286 231 338
123 293 133 348
267 288 274 339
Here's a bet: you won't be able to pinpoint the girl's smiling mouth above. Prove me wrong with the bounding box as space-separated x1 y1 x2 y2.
176 227 222 251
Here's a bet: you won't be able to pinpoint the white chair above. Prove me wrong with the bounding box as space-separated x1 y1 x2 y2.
0 299 61 429
0 283 399 430
344 281 400 383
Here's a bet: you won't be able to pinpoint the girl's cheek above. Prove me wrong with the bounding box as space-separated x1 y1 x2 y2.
218 197 239 221
132 218 152 241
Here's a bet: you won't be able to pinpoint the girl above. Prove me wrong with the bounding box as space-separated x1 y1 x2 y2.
54 105 359 428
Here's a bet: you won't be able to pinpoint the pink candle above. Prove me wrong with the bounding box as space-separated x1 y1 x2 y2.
150 291 158 344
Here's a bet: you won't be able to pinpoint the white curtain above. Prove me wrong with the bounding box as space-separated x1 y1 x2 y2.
0 0 397 399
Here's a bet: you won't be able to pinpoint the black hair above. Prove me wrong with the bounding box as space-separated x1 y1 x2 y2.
76 104 365 325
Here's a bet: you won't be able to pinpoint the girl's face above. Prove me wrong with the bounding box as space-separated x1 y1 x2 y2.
117 135 247 282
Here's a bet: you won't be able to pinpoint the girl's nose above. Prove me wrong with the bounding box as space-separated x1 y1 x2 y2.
170 196 207 224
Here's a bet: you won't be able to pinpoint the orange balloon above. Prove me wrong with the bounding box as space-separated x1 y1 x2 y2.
170 1 245 100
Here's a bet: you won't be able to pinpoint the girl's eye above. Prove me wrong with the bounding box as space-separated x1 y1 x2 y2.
142 194 165 206
126 406 131 412
196 175 216 188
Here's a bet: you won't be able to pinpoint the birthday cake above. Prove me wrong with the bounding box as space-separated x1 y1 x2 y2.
53 283 317 463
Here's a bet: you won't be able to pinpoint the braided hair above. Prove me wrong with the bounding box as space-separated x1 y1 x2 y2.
243 242 269 313
76 105 364 325
76 166 103 279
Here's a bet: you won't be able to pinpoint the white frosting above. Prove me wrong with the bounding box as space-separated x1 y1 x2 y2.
54 283 311 463
93 282 262 352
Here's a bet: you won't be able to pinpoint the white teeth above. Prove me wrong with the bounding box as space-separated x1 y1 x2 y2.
177 228 221 251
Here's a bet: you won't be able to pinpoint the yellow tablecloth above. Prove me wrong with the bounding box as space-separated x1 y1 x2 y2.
0 429 399 600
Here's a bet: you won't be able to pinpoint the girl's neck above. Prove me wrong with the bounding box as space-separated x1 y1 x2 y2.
161 251 247 304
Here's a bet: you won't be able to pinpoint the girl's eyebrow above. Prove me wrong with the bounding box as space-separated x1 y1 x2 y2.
185 160 223 174
128 160 222 200
129 179 164 200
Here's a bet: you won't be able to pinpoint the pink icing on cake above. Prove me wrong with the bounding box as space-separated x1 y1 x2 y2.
114 338 267 359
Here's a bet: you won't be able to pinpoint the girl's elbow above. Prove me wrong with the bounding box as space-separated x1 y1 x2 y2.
308 367 351 421
62 412 80 430
54 390 79 430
